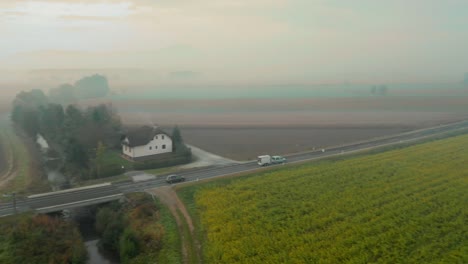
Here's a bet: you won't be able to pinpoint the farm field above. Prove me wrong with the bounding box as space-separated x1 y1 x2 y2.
177 126 410 160
114 97 468 128
178 133 468 263
80 96 468 160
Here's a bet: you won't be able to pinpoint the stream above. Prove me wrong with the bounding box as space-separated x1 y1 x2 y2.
36 135 120 264
75 209 119 264
36 134 68 190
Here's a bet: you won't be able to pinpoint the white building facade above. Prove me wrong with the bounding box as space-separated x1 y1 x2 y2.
122 126 173 160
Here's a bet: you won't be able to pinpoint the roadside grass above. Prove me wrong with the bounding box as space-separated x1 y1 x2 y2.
101 149 134 170
154 197 183 263
0 213 34 262
176 130 468 263
98 149 193 177
176 208 198 264
176 187 205 263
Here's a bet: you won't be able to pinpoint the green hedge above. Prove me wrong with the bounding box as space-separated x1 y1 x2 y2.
133 152 192 170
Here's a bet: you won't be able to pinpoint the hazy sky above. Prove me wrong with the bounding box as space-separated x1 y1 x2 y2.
1 0 468 83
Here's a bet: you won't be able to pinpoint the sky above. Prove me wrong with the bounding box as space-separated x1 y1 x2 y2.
1 0 468 83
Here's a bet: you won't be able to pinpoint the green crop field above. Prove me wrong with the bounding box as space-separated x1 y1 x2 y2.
179 134 468 263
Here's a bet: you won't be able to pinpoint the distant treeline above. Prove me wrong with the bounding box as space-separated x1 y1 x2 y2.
370 84 388 96
49 74 110 104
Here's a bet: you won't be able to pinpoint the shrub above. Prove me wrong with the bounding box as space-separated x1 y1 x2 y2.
133 152 192 170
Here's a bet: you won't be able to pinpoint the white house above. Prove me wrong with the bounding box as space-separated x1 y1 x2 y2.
122 126 173 161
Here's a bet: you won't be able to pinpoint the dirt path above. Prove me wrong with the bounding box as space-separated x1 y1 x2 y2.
148 186 202 264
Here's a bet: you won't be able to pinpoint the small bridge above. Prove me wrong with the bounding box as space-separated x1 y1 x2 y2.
27 183 124 213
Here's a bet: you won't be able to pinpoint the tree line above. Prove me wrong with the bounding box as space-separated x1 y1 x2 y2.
49 74 110 104
11 88 122 181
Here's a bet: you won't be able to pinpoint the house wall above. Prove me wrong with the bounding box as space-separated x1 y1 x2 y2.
123 133 173 158
122 138 134 158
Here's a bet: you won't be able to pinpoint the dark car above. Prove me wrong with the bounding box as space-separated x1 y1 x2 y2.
166 174 185 184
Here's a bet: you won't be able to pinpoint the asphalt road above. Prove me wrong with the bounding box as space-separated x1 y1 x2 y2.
1 120 468 217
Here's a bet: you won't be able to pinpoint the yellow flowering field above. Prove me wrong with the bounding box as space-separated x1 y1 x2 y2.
187 134 468 263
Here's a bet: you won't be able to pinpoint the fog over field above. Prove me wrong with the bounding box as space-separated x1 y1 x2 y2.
1 0 468 158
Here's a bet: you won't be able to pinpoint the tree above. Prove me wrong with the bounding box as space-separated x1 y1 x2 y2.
120 229 140 263
11 104 22 123
64 138 88 168
101 217 124 253
49 83 77 104
39 103 65 140
172 126 182 145
14 89 49 108
94 141 106 178
21 110 40 136
95 207 116 234
63 104 84 134
11 89 49 136
370 85 388 96
172 125 189 154
378 85 388 95
370 85 377 95
74 74 109 99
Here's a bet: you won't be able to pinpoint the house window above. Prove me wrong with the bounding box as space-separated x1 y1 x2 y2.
149 146 152 150
162 135 165 140
155 146 158 149
162 144 166 149
155 136 158 139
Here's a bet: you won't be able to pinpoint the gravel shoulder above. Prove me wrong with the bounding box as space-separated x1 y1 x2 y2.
180 144 241 169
